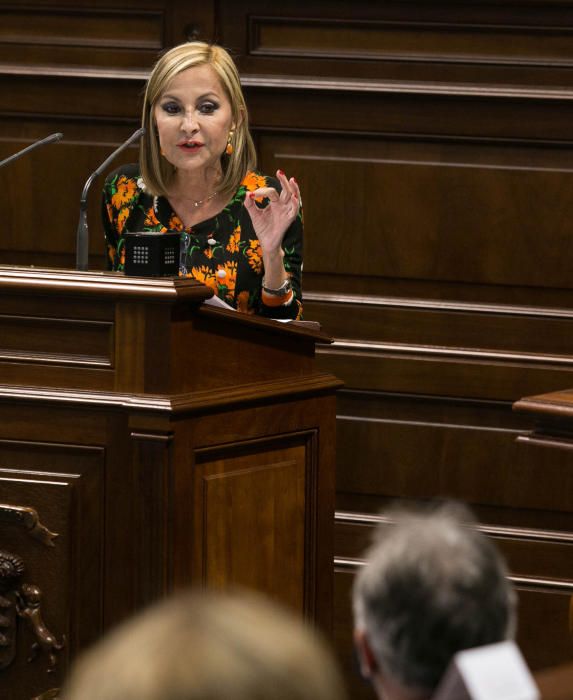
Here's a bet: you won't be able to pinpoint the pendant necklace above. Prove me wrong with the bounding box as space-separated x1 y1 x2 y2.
192 191 219 208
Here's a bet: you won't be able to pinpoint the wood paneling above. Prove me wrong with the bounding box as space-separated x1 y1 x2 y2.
192 439 308 611
250 16 573 67
258 131 573 288
225 0 573 86
0 6 164 68
0 438 105 699
0 314 113 366
535 661 573 700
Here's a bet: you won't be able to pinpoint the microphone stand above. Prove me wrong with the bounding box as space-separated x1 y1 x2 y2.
76 127 145 271
0 132 63 169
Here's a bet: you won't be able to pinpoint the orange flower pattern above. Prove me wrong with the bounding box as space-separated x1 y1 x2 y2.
191 265 217 294
218 260 238 302
103 165 303 319
241 172 266 192
117 207 130 234
245 239 263 274
168 214 184 231
110 176 137 209
143 207 163 230
226 226 240 254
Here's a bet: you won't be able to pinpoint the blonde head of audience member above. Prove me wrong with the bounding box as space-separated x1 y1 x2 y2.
61 590 346 700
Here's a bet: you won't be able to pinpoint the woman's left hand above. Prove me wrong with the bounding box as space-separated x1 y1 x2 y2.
244 170 301 257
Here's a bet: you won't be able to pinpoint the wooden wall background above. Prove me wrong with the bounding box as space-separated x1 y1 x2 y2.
2 1 573 698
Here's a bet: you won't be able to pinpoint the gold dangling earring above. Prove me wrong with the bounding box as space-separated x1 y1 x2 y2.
225 130 234 156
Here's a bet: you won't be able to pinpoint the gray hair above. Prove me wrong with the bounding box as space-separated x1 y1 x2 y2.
352 501 516 692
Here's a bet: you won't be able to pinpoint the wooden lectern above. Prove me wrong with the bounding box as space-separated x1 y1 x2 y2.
0 267 342 700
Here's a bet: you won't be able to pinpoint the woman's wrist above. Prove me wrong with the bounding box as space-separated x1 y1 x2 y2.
261 249 287 290
262 277 292 296
262 247 284 267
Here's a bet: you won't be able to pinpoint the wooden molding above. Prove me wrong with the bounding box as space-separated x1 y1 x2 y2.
0 267 213 303
335 510 573 545
0 373 343 413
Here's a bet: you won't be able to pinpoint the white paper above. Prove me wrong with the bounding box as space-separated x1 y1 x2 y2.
456 642 539 700
203 295 235 311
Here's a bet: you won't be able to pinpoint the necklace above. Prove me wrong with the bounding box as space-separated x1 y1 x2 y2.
191 190 219 208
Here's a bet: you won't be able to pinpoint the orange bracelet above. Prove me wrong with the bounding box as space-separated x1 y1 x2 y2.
261 288 294 307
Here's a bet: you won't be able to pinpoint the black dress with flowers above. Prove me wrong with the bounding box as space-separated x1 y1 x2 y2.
102 164 303 319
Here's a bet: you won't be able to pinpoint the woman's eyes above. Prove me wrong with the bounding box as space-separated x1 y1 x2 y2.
198 101 219 114
159 101 219 115
160 102 181 115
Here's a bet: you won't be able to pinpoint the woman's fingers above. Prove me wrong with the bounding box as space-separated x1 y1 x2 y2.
245 172 300 229
247 172 299 206
289 176 301 204
249 187 280 202
244 172 301 256
276 170 292 202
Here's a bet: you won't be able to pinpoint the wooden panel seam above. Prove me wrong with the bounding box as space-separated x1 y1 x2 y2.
241 75 573 101
516 435 573 452
305 292 573 319
0 65 149 81
194 429 316 458
320 342 573 366
0 351 111 368
338 414 524 435
334 557 573 592
335 511 573 545
2 68 571 101
130 432 173 443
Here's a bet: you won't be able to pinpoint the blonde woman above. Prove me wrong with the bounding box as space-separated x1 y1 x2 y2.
103 42 302 319
61 590 346 700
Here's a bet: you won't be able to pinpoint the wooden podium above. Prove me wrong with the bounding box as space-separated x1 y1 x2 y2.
0 267 342 700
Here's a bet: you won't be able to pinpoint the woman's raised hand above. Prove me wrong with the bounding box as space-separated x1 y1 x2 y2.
244 170 301 256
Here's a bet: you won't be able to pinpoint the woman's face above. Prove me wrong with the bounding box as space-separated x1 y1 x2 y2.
154 64 233 178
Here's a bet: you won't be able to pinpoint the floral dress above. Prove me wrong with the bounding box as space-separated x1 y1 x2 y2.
102 164 303 319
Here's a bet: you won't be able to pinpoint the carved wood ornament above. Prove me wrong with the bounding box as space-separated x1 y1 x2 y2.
0 504 64 678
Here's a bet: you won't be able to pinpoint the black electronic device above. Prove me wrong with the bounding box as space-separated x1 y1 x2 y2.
124 232 181 277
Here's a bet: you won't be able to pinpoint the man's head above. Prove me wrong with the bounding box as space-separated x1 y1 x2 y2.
352 501 516 700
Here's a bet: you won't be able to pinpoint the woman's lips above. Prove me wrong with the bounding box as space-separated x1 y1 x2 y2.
177 142 204 151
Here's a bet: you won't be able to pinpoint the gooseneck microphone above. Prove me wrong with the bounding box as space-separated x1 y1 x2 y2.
0 132 63 170
76 127 145 271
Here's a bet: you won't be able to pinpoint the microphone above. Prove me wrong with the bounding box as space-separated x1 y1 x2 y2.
76 127 145 271
0 132 63 170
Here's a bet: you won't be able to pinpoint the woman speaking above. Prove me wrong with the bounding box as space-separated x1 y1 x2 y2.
102 42 303 319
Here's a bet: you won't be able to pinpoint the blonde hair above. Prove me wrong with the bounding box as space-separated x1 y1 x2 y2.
140 42 257 197
61 590 346 700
